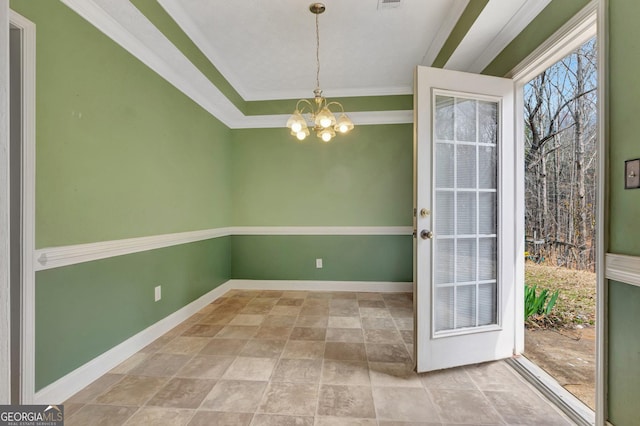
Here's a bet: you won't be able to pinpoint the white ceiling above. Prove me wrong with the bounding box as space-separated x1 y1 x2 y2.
60 0 553 127
156 0 551 101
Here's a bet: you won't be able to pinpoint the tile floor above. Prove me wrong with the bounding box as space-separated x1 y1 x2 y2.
64 290 574 425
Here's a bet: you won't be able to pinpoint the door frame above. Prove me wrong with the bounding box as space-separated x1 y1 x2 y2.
506 1 606 425
1 9 36 404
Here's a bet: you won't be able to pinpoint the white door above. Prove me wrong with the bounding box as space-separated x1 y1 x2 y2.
414 66 518 372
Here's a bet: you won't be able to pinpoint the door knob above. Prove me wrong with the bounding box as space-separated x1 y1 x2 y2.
420 230 434 240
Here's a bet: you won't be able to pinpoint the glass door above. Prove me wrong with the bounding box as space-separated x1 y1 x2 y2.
415 66 519 372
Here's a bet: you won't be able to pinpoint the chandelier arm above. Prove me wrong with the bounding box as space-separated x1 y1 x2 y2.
324 101 346 113
296 98 314 112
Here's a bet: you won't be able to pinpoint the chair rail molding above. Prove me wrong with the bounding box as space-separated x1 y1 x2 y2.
35 226 414 271
605 253 640 288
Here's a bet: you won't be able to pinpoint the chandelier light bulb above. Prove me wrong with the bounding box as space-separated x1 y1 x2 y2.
335 113 354 134
322 131 332 142
297 131 307 141
291 122 302 133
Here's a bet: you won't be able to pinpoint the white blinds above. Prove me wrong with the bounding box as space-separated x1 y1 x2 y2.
433 95 498 332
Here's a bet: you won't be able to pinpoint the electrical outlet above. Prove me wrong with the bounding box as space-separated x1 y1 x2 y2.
316 258 323 269
154 285 161 302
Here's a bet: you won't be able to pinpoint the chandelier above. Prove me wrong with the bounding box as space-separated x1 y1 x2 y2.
286 3 354 142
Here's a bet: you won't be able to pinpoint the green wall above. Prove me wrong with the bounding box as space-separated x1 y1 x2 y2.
231 125 413 227
607 281 640 425
232 235 412 283
607 0 640 424
35 237 230 390
10 0 234 391
11 0 232 248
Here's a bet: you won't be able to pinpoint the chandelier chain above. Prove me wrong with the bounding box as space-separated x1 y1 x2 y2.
315 12 321 90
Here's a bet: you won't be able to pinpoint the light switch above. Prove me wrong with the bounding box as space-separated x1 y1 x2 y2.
625 159 640 189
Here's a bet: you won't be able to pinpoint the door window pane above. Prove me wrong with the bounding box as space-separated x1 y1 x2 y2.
456 238 476 282
435 191 454 235
436 143 455 188
457 145 476 188
435 96 454 140
455 98 477 142
435 239 454 284
456 285 477 328
457 192 476 235
479 101 498 144
479 193 497 235
478 283 497 325
479 146 497 189
435 287 454 332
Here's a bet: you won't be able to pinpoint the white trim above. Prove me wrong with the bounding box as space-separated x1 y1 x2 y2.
58 0 411 128
467 0 552 74
34 228 233 271
231 226 413 236
596 2 608 424
507 1 598 81
8 10 36 405
444 0 551 73
0 0 10 405
421 0 469 66
34 277 411 403
507 357 595 426
605 254 640 289
251 85 414 102
229 279 412 293
233 110 414 130
34 281 233 404
35 226 414 271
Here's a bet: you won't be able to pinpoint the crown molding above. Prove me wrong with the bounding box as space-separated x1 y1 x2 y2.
60 0 246 128
421 0 469 66
466 0 552 73
60 0 412 128
507 1 597 81
444 0 552 73
244 85 414 102
237 110 414 130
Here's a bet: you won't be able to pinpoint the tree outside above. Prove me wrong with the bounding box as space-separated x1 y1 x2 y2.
523 37 597 409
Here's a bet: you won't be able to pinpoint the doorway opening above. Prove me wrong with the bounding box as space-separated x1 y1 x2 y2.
522 34 598 411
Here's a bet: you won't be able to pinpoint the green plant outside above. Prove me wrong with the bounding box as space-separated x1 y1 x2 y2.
524 283 560 321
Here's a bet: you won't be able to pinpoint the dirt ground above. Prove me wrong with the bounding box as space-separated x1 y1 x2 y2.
524 326 596 410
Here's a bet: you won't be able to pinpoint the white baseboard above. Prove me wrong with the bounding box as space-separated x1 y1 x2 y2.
34 279 411 404
229 279 413 293
34 281 233 404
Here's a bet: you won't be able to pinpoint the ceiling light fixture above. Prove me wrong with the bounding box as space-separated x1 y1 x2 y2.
286 3 354 142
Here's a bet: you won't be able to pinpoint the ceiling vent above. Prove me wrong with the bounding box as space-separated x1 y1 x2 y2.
377 0 402 10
